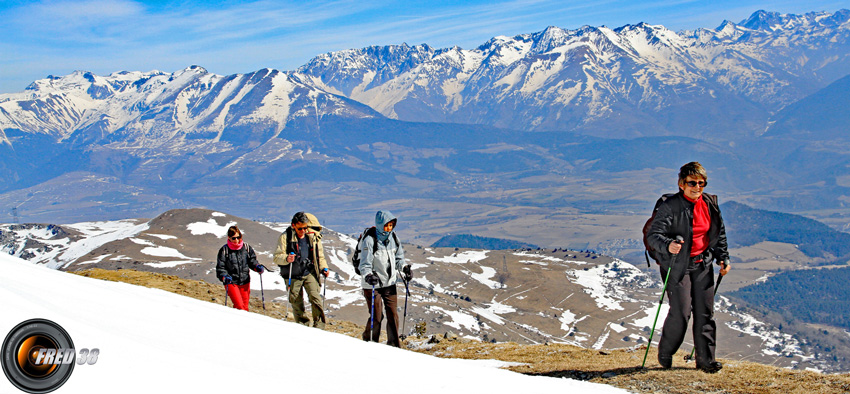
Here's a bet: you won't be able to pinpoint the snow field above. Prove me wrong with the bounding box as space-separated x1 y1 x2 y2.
0 253 628 393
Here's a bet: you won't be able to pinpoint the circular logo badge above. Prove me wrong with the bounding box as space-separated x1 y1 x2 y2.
2 319 75 394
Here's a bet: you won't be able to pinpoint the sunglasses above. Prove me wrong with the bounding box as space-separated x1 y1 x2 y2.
293 225 308 232
684 180 707 188
229 235 242 241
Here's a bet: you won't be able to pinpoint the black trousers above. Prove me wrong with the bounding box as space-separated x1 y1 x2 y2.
658 260 717 366
362 286 400 347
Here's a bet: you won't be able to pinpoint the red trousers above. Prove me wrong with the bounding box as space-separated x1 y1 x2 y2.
226 283 251 311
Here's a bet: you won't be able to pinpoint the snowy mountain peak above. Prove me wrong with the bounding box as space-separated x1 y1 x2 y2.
740 9 850 31
741 10 785 31
715 20 739 33
168 65 213 82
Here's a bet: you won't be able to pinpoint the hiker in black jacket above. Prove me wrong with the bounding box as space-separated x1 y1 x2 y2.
216 225 264 311
646 162 731 373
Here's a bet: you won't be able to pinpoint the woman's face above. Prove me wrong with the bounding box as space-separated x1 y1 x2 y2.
679 175 707 200
383 221 395 232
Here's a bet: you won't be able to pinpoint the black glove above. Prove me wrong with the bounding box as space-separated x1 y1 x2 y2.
222 274 233 285
402 265 413 282
365 273 379 286
255 265 265 274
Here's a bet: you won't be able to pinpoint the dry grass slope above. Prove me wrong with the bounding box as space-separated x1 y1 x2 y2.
71 268 850 394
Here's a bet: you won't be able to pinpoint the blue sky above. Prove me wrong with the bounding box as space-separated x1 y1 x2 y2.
1 0 848 93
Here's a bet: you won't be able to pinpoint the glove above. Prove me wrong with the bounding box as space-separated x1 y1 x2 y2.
322 268 329 277
256 265 265 274
402 265 413 282
222 275 232 285
365 273 379 286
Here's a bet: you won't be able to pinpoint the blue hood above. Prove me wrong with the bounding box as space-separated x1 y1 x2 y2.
375 210 397 243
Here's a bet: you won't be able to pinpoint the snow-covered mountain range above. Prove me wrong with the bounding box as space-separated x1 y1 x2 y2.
0 66 377 149
2 9 847 148
295 10 850 138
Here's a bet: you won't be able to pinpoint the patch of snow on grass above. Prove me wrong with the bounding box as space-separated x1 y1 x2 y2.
466 265 501 289
130 238 156 246
186 218 236 237
559 310 577 332
430 306 479 332
147 233 177 240
78 254 112 265
429 250 489 264
471 299 517 325
593 331 610 349
631 304 670 333
140 246 200 260
53 221 149 269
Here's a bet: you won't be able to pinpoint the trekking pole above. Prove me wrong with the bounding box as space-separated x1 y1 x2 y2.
322 272 327 311
284 257 293 321
224 283 228 307
401 278 410 340
259 266 266 310
642 235 683 368
321 272 328 325
685 261 727 362
715 261 727 293
370 280 377 342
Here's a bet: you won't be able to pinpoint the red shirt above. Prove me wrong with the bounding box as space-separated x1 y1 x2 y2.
686 194 710 259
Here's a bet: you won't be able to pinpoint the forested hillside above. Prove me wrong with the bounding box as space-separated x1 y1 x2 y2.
730 266 850 329
722 201 850 263
431 234 539 250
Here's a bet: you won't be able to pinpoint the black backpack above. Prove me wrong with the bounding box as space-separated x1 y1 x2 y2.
351 227 400 275
642 193 676 267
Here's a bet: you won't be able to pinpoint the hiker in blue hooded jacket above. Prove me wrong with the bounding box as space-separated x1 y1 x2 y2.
358 210 411 347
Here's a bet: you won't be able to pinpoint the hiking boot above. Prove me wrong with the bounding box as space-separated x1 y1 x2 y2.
658 355 672 369
697 361 723 373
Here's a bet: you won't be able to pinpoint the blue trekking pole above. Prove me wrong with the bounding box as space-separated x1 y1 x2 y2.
284 255 294 321
370 281 376 341
642 235 683 368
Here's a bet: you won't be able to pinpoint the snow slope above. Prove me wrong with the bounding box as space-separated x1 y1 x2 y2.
0 253 627 393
